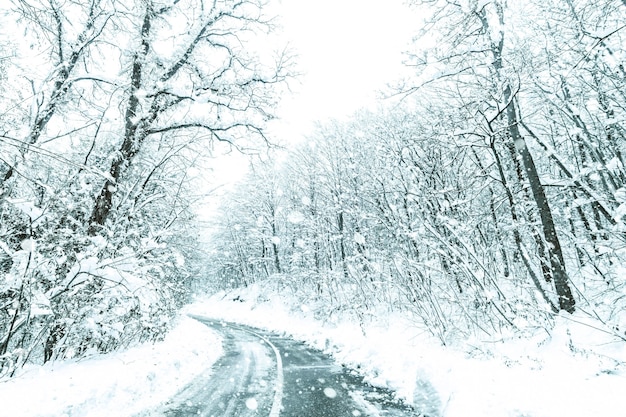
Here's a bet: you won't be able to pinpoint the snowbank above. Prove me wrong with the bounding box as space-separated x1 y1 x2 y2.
0 316 222 417
2 285 623 417
187 284 626 417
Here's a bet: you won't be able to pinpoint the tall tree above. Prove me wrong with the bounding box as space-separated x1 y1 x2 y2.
478 2 575 312
405 0 577 312
88 0 289 234
0 0 289 369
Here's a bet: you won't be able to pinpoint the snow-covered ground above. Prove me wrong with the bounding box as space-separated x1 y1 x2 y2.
188 284 626 417
1 284 625 417
0 317 222 417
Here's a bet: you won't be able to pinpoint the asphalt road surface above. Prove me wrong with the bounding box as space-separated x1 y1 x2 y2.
146 316 417 417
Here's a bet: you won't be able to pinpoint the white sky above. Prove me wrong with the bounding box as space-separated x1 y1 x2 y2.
200 0 422 218
268 0 421 142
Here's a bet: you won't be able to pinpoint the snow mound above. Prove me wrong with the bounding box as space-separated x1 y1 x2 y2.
0 316 222 417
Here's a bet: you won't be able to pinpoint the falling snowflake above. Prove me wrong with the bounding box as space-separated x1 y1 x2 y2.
245 398 258 410
323 387 338 399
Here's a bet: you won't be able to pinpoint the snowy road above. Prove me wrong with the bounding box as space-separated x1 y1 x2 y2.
151 317 415 417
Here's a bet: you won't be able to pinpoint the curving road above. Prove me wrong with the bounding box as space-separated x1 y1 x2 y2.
149 316 416 417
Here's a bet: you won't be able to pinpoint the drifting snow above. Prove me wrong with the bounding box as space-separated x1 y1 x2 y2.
0 317 222 417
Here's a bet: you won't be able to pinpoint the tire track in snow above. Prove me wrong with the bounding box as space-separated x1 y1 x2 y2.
233 325 284 417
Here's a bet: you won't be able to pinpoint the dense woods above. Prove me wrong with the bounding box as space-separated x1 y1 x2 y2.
207 0 626 345
0 0 287 373
2 0 626 376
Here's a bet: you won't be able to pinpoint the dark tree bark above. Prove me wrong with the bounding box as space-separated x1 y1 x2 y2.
478 3 575 312
87 0 288 235
505 96 575 312
88 6 152 235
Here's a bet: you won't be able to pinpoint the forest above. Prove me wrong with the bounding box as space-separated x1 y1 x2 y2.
207 0 626 344
1 0 626 376
0 0 289 373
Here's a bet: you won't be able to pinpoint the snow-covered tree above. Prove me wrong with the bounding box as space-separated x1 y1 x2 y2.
0 0 289 370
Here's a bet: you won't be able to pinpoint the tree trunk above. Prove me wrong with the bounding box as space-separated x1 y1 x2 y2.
491 136 558 312
505 92 576 313
479 4 576 313
87 8 152 235
337 210 349 280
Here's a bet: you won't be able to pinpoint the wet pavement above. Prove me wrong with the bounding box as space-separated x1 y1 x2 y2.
141 317 418 417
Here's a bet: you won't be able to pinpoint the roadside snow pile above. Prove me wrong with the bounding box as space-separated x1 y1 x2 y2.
188 284 626 417
0 316 222 417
